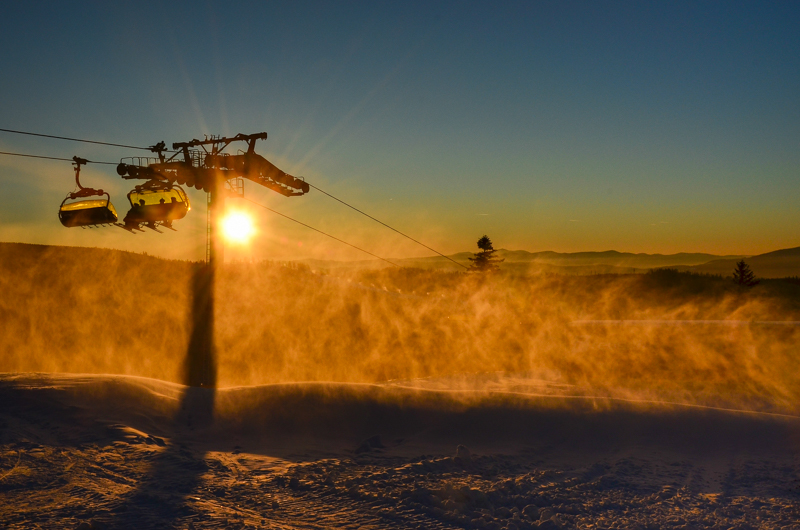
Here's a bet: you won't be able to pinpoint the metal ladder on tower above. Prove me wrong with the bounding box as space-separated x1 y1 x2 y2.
205 192 212 263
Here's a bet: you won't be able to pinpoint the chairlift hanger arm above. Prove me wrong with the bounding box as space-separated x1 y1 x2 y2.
61 156 111 203
71 156 103 196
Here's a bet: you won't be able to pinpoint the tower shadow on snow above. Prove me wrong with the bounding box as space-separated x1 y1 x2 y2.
184 262 217 389
110 262 218 528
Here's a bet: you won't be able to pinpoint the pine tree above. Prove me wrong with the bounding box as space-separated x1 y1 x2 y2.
468 235 504 273
732 259 759 287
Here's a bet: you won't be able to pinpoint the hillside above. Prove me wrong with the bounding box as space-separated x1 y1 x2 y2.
4 373 800 529
686 246 800 278
301 249 746 273
300 246 800 277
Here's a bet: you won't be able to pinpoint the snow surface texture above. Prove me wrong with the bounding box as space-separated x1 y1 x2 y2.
2 373 800 529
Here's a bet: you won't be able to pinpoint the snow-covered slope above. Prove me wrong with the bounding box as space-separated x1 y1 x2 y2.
3 373 800 529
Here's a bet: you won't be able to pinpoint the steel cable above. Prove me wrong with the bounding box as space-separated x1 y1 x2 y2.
0 150 117 165
241 197 399 267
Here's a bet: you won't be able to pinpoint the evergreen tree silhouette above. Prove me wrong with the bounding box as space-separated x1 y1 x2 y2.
732 259 759 287
469 235 504 272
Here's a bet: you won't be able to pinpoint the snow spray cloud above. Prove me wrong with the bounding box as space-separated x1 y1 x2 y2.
2 243 800 415
213 264 800 414
0 243 194 383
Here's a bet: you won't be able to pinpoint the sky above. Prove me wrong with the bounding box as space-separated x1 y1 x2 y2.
0 1 798 261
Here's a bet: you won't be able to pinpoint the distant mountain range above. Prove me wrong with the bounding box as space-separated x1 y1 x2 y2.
301 246 800 278
302 249 744 274
2 241 798 278
680 247 800 278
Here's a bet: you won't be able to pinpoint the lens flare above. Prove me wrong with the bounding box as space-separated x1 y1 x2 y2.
222 212 255 243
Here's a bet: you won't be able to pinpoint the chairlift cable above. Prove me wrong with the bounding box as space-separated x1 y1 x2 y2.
0 127 167 152
1 126 466 268
241 197 400 268
0 150 117 165
306 183 469 270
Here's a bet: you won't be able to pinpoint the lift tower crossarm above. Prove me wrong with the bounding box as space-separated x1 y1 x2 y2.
172 132 268 154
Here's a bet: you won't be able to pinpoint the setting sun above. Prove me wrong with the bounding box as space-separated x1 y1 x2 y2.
221 211 255 243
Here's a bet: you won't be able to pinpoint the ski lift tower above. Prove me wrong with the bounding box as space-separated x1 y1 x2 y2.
119 132 310 388
117 132 310 268
171 133 310 268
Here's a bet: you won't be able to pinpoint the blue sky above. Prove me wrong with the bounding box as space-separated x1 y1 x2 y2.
1 1 798 260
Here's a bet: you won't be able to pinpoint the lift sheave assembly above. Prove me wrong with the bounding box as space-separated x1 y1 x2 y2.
115 132 309 196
